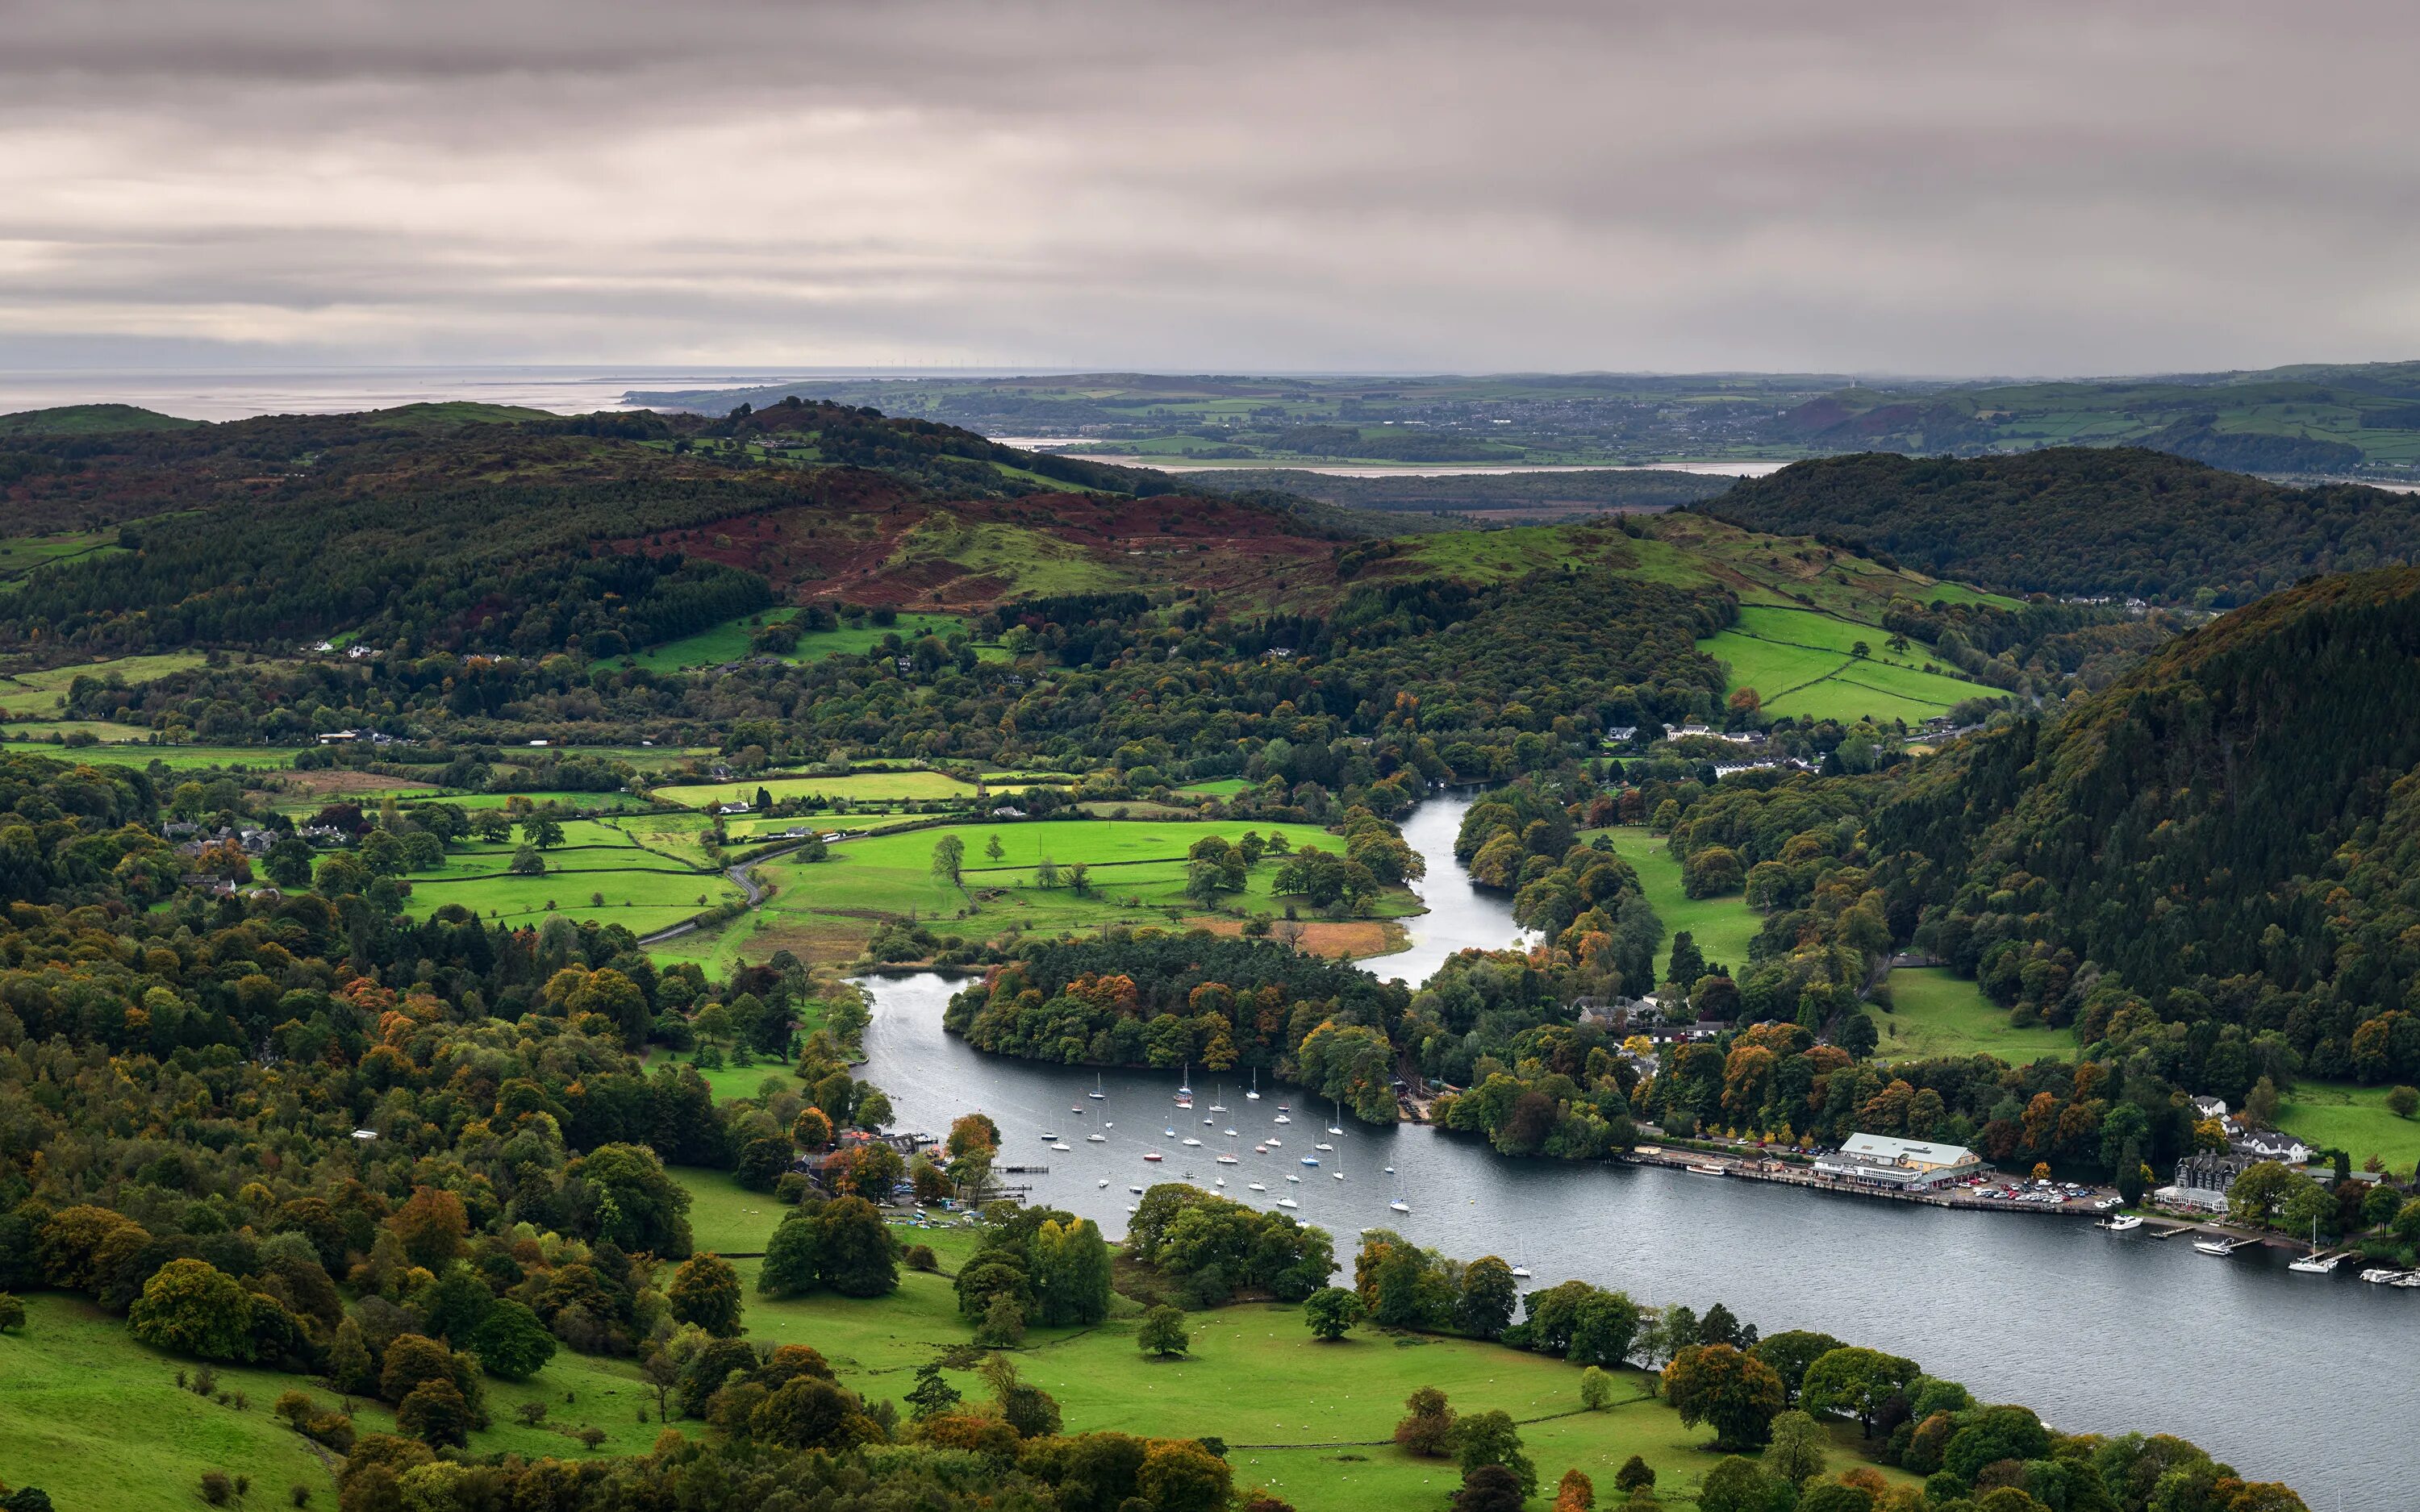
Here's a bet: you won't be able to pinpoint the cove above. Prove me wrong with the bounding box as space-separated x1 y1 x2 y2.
856 794 2410 1506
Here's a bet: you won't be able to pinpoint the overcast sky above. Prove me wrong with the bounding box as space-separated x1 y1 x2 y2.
3 0 2416 377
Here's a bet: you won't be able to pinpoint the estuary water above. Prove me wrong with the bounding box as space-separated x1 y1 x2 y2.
859 794 2414 1506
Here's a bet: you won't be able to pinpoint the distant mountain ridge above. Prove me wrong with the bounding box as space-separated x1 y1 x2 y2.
1705 447 2420 605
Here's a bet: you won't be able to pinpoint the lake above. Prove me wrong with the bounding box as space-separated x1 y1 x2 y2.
857 794 2412 1506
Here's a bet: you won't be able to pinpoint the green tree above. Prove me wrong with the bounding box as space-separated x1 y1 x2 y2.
1764 1408 1827 1484
1664 1343 1784 1452
1030 1217 1114 1326
816 1195 899 1297
1138 1303 1191 1358
932 834 966 886
2226 1160 2311 1227
521 814 565 849
128 1259 253 1361
1695 1456 1784 1512
0 1293 23 1332
1303 1286 1366 1341
1750 1329 1848 1405
327 1316 373 1394
2388 1085 2419 1118
469 1298 555 1380
1454 1409 1536 1497
1613 1456 1654 1494
1457 1256 1518 1339
905 1362 962 1421
1798 1346 1918 1438
749 1377 867 1452
1579 1366 1614 1410
759 1210 824 1297
986 834 1005 862
1453 1465 1525 1512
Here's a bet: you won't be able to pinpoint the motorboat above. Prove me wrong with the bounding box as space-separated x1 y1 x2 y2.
1214 1177 1226 1188
1182 1137 1202 1147
1164 1126 1178 1137
1266 1136 1283 1147
1286 1173 1301 1184
1314 1142 1333 1152
1686 1163 1727 1176
1254 1144 1269 1154
1391 1197 1411 1214
1224 1127 1238 1137
1128 1185 1144 1193
1041 1132 1058 1142
1087 1132 1106 1143
1300 1156 1320 1167
1247 1181 1266 1192
1143 1151 1164 1163
2394 1272 2420 1288
1097 1179 1109 1187
1274 1114 1291 1124
1509 1263 1530 1278
1050 1141 1070 1152
2098 1214 2143 1231
2360 1267 2405 1284
1332 1171 1345 1181
2193 1238 2239 1256
1276 1197 1299 1209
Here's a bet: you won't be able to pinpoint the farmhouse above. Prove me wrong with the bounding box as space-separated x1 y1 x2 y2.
1813 1132 1983 1189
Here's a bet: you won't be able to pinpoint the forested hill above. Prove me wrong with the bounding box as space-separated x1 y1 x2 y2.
1876 566 2420 1084
1704 448 2420 606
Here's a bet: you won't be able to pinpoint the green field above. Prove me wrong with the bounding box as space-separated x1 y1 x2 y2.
398 817 741 930
0 739 303 771
652 770 1057 808
1699 606 1989 725
656 817 1412 977
2275 1081 2420 1170
0 652 212 716
608 610 968 672
0 527 126 583
1872 968 2077 1064
0 1293 665 1512
1589 827 1763 977
649 1164 1901 1512
1175 777 1257 797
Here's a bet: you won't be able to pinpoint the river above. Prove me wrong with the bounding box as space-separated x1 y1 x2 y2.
857 794 2410 1506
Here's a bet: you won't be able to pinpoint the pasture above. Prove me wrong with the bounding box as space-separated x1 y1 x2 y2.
1699 605 1991 724
0 651 211 717
397 817 741 930
1 739 302 771
1588 826 1763 974
1871 968 2077 1064
651 769 1057 808
608 609 966 671
2275 1081 2420 1170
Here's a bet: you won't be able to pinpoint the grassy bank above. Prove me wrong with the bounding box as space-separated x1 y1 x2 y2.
1873 968 2077 1064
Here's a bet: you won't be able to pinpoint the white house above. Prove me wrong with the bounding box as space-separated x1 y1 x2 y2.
2231 1130 2315 1164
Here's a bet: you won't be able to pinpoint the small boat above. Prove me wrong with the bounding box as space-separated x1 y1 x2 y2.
1383 1164 1395 1175
1314 1142 1333 1152
1328 1100 1344 1136
1509 1263 1530 1278
1182 1137 1202 1148
1175 1098 1192 1110
1266 1137 1283 1148
1070 1106 1082 1114
1202 1116 1214 1125
1254 1143 1269 1154
1214 1177 1226 1188
1216 1153 1238 1164
1097 1179 1109 1187
1050 1141 1070 1152
1300 1156 1320 1167
1276 1197 1299 1209
1164 1126 1178 1137
1274 1114 1291 1124
2289 1253 2341 1274
1087 1133 1106 1143
1686 1163 1728 1176
2098 1214 2143 1231
1391 1197 1411 1213
1332 1171 1345 1181
1088 1075 1105 1101
1143 1152 1163 1163
1209 1086 1228 1113
1126 1204 1137 1214
1041 1132 1058 1142
2193 1238 2238 1256
1286 1173 1301 1184
1247 1181 1266 1192
1178 1063 1193 1098
1224 1127 1238 1137
2394 1272 2420 1288
2360 1267 2405 1284
1129 1185 1145 1193
1246 1069 1261 1101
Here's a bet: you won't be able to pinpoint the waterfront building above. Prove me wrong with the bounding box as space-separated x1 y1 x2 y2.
1812 1133 1983 1189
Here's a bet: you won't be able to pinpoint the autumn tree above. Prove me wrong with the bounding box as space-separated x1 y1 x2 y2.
1395 1385 1457 1456
1664 1343 1785 1452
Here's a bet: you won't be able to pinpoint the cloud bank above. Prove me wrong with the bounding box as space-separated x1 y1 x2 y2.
3 0 2415 374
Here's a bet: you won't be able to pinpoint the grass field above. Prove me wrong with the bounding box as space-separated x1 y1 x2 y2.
1699 606 1988 725
1175 777 1257 797
2275 1081 2420 1170
655 817 1414 976
398 817 741 930
652 770 1058 808
1872 968 2076 1064
0 527 125 582
1589 827 1763 974
0 739 303 770
0 1293 665 1512
0 652 212 716
609 610 966 672
650 1164 1901 1512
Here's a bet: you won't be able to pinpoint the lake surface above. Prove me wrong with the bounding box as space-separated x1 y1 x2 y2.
859 794 2413 1506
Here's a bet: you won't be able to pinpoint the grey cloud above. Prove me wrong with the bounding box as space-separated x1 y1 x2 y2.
2 0 2418 374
